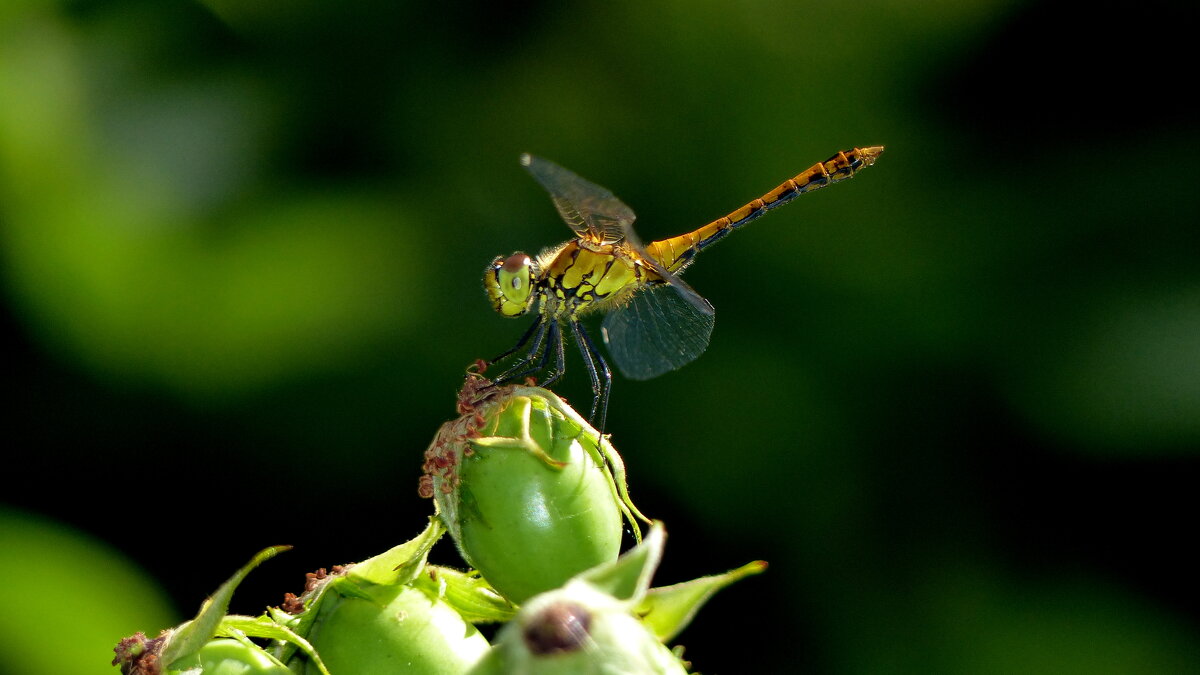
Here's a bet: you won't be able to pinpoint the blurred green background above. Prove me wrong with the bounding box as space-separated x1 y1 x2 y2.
2 0 1197 673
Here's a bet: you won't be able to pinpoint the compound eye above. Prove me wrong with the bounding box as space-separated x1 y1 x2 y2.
485 252 535 317
500 253 531 291
502 252 531 276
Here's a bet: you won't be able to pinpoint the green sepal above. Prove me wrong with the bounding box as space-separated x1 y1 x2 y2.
578 521 665 603
598 430 649 544
342 515 445 590
410 565 517 624
637 560 768 642
160 545 291 670
216 614 331 675
271 575 332 664
513 386 651 541
163 637 291 675
327 517 444 606
471 395 566 469
273 517 444 663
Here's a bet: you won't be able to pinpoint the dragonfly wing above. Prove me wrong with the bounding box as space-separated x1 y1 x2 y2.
601 283 715 381
622 226 716 319
521 154 635 245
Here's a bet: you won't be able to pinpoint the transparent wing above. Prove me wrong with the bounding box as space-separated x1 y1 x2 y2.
601 284 715 381
521 153 635 245
621 223 716 319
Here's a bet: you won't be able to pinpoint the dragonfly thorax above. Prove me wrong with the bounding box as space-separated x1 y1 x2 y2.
485 252 539 317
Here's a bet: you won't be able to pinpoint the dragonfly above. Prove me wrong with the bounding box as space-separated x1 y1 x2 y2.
483 146 884 430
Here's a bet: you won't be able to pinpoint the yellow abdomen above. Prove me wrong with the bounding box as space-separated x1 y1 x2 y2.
647 145 884 272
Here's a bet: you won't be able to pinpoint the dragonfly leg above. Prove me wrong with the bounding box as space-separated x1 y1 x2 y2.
489 317 545 368
493 317 548 385
539 320 567 388
509 318 564 386
571 320 611 434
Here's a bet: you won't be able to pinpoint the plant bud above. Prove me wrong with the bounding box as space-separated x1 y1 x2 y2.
300 583 489 674
422 381 628 603
279 520 491 674
468 521 765 674
468 524 687 674
472 585 688 675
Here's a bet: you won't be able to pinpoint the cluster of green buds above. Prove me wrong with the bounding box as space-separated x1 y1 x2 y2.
114 380 764 674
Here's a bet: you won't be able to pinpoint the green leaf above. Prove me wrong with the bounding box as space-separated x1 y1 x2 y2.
161 546 291 669
637 560 767 642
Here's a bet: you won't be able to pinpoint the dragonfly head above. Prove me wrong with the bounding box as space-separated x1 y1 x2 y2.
485 252 537 317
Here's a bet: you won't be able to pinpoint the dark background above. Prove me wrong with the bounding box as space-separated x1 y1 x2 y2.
1 1 1197 673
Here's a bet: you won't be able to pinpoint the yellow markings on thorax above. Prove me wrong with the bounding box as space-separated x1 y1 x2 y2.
594 257 636 297
541 243 640 317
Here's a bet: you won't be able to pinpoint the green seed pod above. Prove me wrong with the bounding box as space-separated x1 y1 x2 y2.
276 520 491 675
422 381 635 604
302 583 489 674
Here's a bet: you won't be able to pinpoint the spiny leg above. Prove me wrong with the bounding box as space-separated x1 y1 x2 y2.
539 320 567 388
569 320 604 419
493 316 548 385
571 320 612 434
488 316 545 367
505 318 560 385
502 330 552 384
